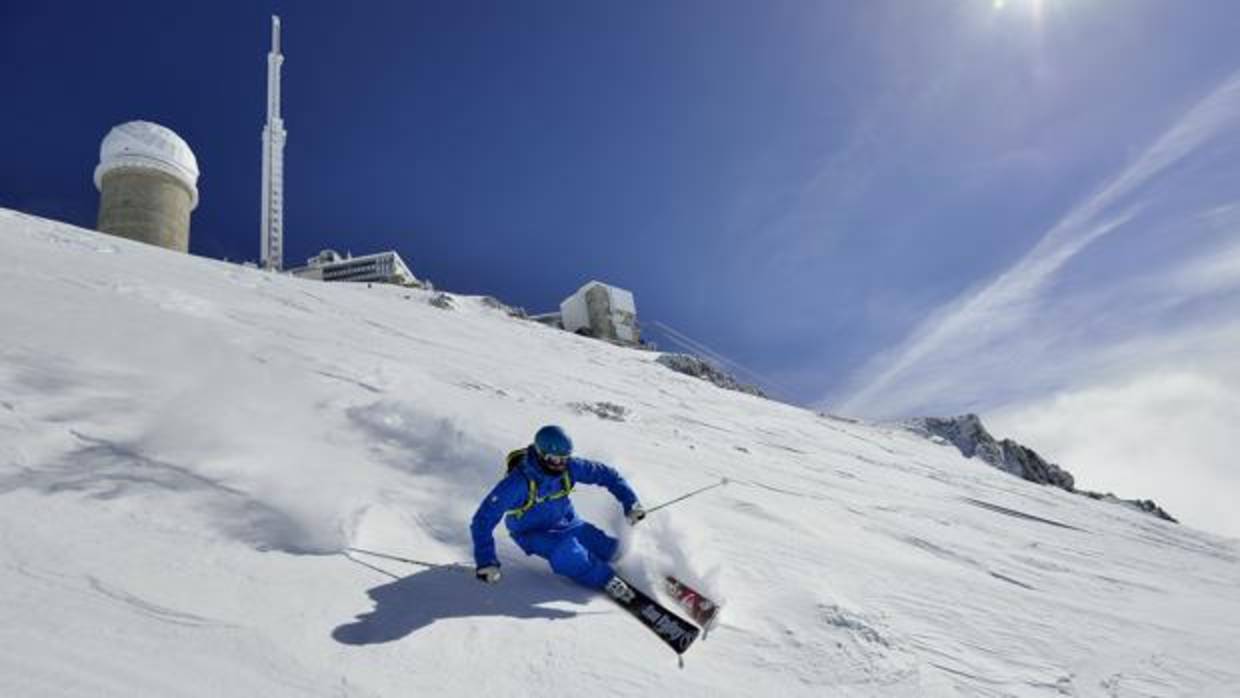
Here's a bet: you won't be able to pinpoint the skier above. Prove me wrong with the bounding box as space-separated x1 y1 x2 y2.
470 425 647 601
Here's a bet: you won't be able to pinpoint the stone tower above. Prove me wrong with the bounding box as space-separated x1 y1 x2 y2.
94 121 200 252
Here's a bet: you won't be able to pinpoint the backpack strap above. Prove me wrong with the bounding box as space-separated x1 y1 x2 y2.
503 448 574 519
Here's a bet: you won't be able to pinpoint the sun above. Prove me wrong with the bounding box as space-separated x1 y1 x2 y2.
994 0 1048 12
992 0 1050 30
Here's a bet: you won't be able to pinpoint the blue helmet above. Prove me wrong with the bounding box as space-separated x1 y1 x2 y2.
534 425 573 458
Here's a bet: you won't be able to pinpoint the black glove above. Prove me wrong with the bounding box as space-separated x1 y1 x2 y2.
627 503 647 526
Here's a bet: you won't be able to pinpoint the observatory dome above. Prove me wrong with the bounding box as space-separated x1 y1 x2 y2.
94 121 200 208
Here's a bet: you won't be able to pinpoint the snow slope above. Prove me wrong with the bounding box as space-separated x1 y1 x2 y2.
2 207 1238 697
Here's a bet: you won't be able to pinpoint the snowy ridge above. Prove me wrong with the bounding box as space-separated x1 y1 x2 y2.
1 207 1238 697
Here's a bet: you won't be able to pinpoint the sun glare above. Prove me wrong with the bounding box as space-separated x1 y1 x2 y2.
992 0 1048 32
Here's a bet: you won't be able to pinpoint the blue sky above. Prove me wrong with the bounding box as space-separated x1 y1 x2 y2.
4 1 1240 536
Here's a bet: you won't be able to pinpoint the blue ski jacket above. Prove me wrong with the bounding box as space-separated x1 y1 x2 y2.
470 446 639 568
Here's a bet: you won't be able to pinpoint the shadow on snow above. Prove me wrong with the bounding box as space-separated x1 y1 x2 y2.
331 563 601 645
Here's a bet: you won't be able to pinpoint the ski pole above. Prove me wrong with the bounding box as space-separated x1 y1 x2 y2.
645 477 729 516
344 546 468 570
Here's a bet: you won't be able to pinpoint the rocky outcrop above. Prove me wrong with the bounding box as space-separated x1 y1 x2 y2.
907 414 1177 523
655 353 767 399
479 295 527 318
428 293 455 310
1079 491 1178 522
568 401 629 422
907 414 1075 490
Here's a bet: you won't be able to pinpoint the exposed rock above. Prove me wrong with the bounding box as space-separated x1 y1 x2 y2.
568 401 629 422
655 353 767 398
1079 491 1178 522
996 439 1075 491
906 414 1176 523
479 295 527 318
429 293 455 310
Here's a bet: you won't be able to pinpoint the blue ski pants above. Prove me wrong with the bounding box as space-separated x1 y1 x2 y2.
513 522 619 590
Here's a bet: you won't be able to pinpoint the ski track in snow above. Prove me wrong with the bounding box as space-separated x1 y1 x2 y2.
2 208 1240 696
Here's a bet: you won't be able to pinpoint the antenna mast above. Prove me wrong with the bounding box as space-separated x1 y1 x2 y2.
260 15 286 270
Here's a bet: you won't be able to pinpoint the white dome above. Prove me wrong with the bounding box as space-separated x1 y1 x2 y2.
94 121 200 208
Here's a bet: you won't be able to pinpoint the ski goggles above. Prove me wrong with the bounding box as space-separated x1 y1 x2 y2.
542 453 569 467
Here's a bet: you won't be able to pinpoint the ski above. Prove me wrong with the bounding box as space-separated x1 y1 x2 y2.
605 576 700 657
664 575 721 633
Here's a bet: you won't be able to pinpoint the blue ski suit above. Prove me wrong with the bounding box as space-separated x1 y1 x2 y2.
470 446 639 590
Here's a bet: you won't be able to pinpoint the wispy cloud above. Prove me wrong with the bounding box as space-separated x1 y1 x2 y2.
833 66 1240 418
1168 209 1240 296
822 66 1240 538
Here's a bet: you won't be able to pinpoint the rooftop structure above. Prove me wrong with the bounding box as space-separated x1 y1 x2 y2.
559 281 640 343
288 249 417 285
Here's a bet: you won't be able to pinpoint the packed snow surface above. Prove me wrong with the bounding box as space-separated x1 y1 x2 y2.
1 208 1238 697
